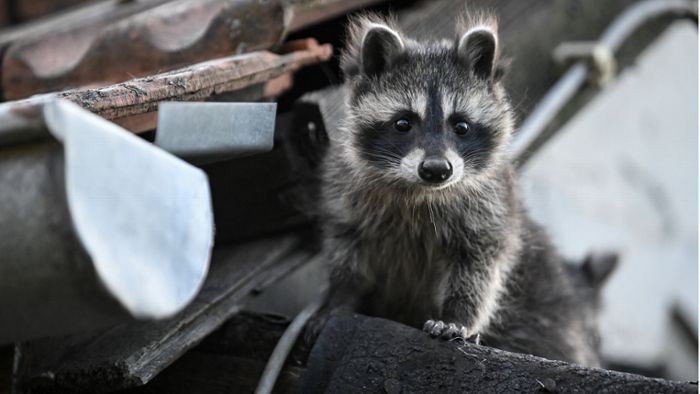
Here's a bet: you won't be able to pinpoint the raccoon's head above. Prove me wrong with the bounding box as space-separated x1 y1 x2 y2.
339 13 514 193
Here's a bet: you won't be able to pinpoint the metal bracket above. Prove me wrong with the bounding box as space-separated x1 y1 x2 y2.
553 41 617 87
154 102 276 164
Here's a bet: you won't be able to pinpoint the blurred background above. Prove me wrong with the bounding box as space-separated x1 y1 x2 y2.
0 0 696 393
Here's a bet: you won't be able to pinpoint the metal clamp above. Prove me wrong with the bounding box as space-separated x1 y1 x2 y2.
553 41 617 87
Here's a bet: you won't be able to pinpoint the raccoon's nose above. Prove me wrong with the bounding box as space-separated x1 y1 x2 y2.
418 157 453 183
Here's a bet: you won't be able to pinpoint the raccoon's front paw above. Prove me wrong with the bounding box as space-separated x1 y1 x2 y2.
422 319 468 339
422 320 481 344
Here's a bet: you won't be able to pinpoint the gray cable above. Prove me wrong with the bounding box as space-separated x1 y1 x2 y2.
253 292 326 394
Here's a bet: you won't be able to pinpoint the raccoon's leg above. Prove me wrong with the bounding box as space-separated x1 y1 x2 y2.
424 255 509 344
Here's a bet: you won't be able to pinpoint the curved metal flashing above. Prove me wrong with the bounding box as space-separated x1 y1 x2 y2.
0 100 214 343
44 100 214 319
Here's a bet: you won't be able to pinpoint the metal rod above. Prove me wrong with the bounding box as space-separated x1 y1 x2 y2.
509 63 589 162
510 0 698 164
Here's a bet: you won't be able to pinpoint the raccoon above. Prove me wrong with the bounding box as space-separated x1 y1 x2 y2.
309 12 604 367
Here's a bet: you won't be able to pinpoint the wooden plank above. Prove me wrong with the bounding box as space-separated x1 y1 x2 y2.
0 39 332 144
1 0 286 99
13 237 317 393
113 72 294 133
65 39 329 120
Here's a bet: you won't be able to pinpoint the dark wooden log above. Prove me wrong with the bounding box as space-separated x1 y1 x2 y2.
13 237 315 394
1 0 286 99
303 312 698 394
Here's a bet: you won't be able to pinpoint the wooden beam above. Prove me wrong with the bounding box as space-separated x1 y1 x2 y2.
63 39 331 120
113 72 294 133
0 38 332 142
13 237 315 393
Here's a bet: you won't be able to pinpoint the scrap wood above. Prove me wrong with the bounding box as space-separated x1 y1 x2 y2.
62 39 332 120
0 39 332 142
14 237 314 393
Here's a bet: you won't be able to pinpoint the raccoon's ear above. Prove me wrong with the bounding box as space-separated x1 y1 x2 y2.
457 27 498 81
360 23 405 76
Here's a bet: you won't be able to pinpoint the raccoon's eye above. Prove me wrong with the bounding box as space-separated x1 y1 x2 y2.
454 121 470 135
394 118 412 132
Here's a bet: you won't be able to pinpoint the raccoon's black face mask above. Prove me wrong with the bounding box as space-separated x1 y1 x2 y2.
340 17 514 191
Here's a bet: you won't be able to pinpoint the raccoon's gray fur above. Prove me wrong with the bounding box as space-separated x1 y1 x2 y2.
310 12 604 367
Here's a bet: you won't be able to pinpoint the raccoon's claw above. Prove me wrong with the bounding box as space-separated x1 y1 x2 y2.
422 319 465 339
467 332 482 345
423 319 479 343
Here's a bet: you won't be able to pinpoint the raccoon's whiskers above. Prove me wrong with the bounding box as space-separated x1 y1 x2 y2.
427 200 438 237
